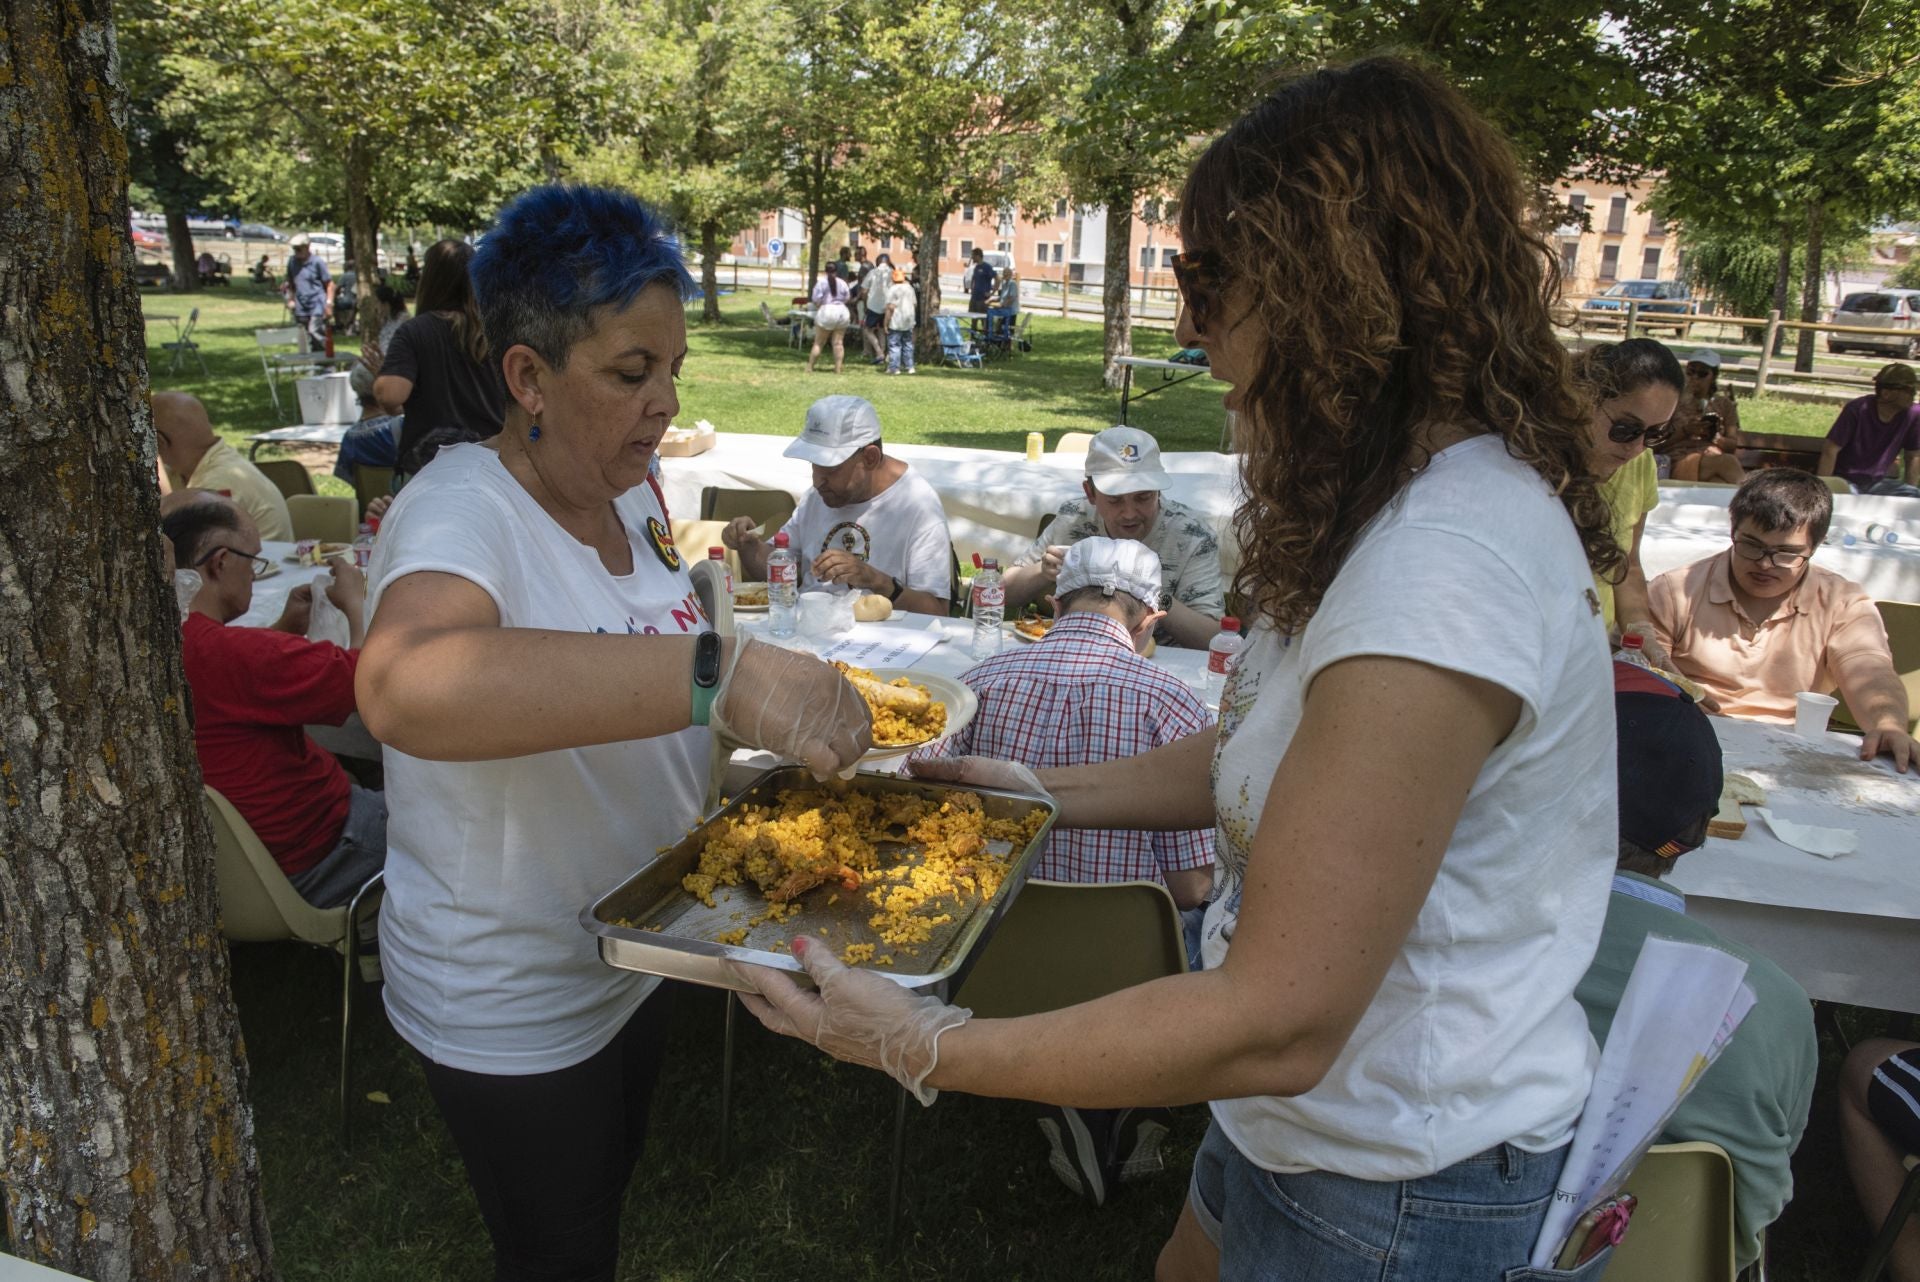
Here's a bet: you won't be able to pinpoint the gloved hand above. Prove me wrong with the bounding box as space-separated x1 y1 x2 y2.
730 936 972 1105
907 754 1049 797
712 634 873 779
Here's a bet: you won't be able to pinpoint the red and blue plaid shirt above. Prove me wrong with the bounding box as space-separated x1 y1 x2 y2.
909 610 1216 886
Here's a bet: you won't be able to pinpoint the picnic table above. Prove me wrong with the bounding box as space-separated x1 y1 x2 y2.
246 422 350 459
144 312 182 343
1113 355 1210 425
1670 716 1920 1012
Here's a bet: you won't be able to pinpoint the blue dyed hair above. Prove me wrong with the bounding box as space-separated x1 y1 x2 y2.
471 185 696 369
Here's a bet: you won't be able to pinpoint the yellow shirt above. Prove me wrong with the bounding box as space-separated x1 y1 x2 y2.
1649 552 1891 723
172 439 293 542
1594 450 1658 629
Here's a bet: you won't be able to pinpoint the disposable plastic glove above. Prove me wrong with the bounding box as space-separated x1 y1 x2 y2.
731 936 972 1106
907 754 1049 798
711 634 873 779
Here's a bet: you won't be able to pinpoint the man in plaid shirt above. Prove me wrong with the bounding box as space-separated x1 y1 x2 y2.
910 538 1216 905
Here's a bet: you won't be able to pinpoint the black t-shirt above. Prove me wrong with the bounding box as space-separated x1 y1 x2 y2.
383 312 507 467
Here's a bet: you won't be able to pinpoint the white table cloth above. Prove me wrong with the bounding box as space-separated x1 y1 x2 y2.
234 540 378 759
657 431 1242 571
1670 716 1920 1011
1657 482 1920 538
1638 503 1920 601
246 422 349 459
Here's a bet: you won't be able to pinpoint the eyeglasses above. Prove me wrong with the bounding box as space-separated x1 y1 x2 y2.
197 545 273 578
1170 249 1225 329
1732 535 1809 569
1607 417 1672 448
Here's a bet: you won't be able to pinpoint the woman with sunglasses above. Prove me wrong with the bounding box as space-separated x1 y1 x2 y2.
1667 349 1746 485
1573 340 1685 666
735 58 1631 1281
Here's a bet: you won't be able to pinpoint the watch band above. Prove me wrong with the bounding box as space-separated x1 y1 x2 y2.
689 631 723 726
887 575 906 602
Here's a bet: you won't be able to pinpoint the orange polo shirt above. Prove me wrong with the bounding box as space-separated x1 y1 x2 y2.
1648 551 1891 724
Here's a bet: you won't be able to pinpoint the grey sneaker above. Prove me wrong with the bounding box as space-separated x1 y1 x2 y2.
1037 1105 1114 1205
1109 1107 1173 1182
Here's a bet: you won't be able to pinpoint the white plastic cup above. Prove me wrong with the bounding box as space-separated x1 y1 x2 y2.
1794 691 1838 739
798 590 853 639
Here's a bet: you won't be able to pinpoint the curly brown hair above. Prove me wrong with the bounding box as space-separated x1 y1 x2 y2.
1178 56 1621 634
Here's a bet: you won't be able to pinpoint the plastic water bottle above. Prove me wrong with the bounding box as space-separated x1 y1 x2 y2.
1617 631 1657 671
1204 617 1244 705
708 546 733 595
768 533 797 638
970 559 1004 659
352 520 376 569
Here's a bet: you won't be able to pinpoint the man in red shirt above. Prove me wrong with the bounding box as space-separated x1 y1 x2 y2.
163 495 385 906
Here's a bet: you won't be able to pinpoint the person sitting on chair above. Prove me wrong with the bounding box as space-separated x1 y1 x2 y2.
1003 426 1224 648
723 395 952 615
1818 362 1920 497
1665 348 1745 485
1648 468 1917 771
153 390 294 542
1841 1038 1920 1282
164 494 386 908
1575 661 1816 1274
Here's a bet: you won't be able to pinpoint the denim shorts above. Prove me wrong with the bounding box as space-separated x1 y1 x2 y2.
1187 1121 1612 1281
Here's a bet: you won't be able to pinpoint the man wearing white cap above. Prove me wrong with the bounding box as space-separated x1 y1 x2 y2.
1004 426 1225 648
284 233 335 353
723 395 953 615
909 536 1214 1203
1669 348 1746 485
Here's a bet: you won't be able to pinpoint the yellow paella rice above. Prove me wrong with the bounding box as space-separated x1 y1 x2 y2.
830 661 948 746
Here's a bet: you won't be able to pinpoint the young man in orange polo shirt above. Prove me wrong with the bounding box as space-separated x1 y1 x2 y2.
1648 468 1917 772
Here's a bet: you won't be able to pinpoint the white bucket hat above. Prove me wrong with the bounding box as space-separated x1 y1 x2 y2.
784 395 883 467
1085 426 1174 496
1056 537 1164 606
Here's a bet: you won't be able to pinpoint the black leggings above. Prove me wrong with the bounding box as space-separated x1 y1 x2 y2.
417 993 672 1282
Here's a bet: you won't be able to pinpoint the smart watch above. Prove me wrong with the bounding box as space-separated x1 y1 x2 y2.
689 631 723 726
887 575 906 602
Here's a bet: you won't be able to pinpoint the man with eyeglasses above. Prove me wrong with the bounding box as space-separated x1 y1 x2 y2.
161 494 389 904
1648 469 1916 771
1817 362 1920 498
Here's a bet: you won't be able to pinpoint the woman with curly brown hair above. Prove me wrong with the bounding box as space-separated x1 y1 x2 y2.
735 57 1624 1281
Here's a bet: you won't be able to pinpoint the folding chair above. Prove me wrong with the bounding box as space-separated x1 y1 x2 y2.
1055 431 1095 454
256 457 316 500
163 306 208 375
935 315 983 369
286 494 358 543
759 301 784 329
204 787 383 1139
1602 1141 1738 1282
255 326 316 416
698 486 795 536
350 464 394 519
1834 600 1920 734
1013 311 1034 353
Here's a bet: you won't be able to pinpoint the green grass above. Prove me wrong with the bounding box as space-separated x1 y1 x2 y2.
148 284 1876 1279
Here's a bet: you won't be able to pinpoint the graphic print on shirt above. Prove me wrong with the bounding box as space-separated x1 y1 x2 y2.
591 591 707 637
646 516 682 571
1203 626 1284 956
821 520 872 561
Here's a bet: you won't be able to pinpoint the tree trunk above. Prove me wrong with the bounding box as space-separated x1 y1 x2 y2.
0 0 277 1276
1771 223 1793 357
163 208 199 293
806 206 824 294
1101 188 1135 388
1793 201 1824 375
700 220 722 324
915 215 946 358
345 134 381 343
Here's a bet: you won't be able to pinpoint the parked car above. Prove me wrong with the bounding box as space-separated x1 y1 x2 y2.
235 222 285 242
187 216 240 238
302 231 347 257
1829 290 1920 358
130 226 167 252
1581 279 1696 332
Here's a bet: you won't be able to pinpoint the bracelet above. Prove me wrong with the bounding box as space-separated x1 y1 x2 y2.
689 631 722 726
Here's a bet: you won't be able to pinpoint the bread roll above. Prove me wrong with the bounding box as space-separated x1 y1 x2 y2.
852 594 893 622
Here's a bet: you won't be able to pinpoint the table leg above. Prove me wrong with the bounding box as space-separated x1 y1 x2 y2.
885 1080 909 1246
1120 365 1136 424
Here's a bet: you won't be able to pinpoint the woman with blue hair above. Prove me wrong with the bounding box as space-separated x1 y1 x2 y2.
356 185 872 1279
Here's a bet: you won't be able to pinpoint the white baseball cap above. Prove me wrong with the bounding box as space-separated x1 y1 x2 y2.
1084 426 1173 496
289 233 310 249
784 395 883 467
1056 537 1164 606
1684 348 1721 369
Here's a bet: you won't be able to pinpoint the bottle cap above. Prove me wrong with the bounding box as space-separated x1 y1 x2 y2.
982 558 1000 570
709 547 725 557
1622 632 1645 650
773 532 790 547
1221 617 1240 631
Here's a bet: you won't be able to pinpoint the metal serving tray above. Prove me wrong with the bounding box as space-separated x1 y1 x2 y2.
581 766 1057 994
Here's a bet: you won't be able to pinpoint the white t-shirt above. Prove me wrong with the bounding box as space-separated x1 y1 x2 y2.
1200 434 1615 1179
367 443 711 1075
885 282 917 331
781 465 951 598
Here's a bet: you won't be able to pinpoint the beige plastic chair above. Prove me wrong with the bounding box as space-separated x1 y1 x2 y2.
257 457 316 500
351 464 393 518
203 787 382 1138
1820 474 1852 495
699 485 795 536
1055 431 1095 454
1601 1141 1737 1282
956 879 1190 1016
287 494 358 543
1833 600 1920 734
672 518 743 582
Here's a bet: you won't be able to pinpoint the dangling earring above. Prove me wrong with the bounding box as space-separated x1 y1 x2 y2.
528 419 542 442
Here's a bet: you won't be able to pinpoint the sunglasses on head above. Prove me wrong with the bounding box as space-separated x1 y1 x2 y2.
1170 249 1225 327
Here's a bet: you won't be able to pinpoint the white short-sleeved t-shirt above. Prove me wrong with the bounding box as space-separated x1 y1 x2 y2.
367 444 711 1075
1200 434 1616 1180
781 466 952 598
